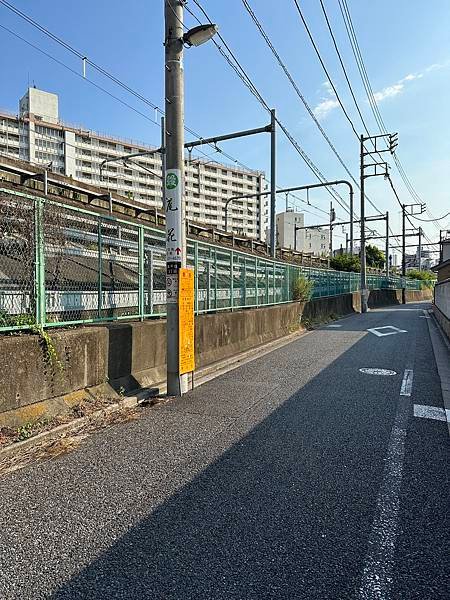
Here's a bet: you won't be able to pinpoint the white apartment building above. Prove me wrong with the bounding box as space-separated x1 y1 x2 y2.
0 87 268 240
304 228 330 256
276 210 330 256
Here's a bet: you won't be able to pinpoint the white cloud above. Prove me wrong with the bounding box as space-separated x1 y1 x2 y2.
313 81 339 119
373 61 448 103
373 83 404 102
313 98 339 119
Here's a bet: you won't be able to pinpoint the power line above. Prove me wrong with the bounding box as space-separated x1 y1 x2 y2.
409 212 450 223
0 0 265 173
240 0 361 218
338 0 442 233
291 0 358 137
188 0 354 218
0 0 322 217
0 24 161 127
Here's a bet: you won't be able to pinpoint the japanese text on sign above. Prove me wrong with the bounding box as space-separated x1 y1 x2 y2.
179 268 195 375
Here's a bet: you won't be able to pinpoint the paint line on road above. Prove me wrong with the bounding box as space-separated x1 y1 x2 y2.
413 404 449 422
358 398 410 600
400 369 414 396
327 324 342 328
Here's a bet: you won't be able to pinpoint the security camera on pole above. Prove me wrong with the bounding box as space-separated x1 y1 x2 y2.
164 1 217 396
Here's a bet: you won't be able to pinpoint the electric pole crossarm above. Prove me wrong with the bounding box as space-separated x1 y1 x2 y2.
184 123 272 148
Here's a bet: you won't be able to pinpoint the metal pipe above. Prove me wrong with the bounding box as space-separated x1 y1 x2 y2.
270 109 276 257
385 211 390 279
360 134 368 313
184 123 271 149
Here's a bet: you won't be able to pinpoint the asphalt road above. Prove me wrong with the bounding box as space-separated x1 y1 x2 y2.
0 302 448 599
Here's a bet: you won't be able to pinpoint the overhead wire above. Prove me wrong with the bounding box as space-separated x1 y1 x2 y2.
188 0 353 219
0 0 325 217
338 0 442 236
240 0 361 218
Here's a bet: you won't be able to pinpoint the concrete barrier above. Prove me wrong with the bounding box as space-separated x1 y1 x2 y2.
433 280 450 340
0 289 432 427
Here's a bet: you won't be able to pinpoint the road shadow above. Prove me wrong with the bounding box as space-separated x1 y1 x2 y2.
51 310 443 600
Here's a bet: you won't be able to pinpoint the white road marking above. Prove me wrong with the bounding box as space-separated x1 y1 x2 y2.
327 324 342 328
358 398 410 599
367 326 408 337
413 404 449 422
400 369 414 396
359 368 397 376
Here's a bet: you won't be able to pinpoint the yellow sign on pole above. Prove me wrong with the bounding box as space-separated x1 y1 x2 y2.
179 268 195 375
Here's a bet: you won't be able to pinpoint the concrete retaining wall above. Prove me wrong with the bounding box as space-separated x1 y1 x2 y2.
0 289 432 427
433 280 450 341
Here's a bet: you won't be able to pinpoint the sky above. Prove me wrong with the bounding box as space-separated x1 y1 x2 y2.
0 0 449 258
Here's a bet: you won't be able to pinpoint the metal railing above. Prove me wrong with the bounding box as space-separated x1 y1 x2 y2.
0 188 421 332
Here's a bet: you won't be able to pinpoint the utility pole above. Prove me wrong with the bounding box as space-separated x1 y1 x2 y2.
360 135 368 312
360 132 397 312
402 204 406 303
385 211 390 280
165 0 187 396
418 226 422 271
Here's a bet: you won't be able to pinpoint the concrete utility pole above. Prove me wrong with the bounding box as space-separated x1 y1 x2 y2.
402 203 406 304
165 0 187 396
360 135 368 313
385 211 390 280
418 226 422 271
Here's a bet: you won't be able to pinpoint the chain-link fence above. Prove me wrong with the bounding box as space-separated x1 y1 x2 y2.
0 187 422 332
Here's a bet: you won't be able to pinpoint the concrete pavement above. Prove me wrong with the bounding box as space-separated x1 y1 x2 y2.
0 303 448 599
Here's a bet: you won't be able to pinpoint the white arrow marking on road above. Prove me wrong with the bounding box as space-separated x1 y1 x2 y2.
413 404 449 422
367 325 408 337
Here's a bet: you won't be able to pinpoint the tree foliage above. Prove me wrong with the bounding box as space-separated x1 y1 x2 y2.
406 269 436 288
365 244 385 269
330 253 361 273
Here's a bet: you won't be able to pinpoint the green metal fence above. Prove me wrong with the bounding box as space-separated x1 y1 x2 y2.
0 187 421 332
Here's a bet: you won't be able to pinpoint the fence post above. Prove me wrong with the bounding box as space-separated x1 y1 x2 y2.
34 197 46 326
243 258 247 307
138 226 145 320
287 264 290 302
194 241 199 314
149 249 154 315
214 248 218 310
206 261 211 311
255 257 258 306
97 217 103 319
230 251 234 310
273 262 276 304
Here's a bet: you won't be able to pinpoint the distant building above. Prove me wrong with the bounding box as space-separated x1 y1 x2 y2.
275 210 329 256
431 237 450 282
405 246 435 271
0 87 268 240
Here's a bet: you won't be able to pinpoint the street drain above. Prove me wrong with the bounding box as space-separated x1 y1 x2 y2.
359 368 397 376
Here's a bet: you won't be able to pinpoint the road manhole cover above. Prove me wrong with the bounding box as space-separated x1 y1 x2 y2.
359 368 397 376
